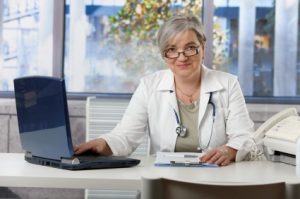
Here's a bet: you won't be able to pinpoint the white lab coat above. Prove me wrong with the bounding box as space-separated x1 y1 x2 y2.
101 65 255 161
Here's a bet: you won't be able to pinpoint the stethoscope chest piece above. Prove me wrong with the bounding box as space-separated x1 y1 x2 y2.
176 125 187 137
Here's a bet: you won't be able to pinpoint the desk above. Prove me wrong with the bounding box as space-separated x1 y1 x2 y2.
1 153 300 195
142 159 300 186
0 153 146 190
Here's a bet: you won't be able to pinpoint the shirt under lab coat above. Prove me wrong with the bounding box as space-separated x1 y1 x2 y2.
100 65 256 161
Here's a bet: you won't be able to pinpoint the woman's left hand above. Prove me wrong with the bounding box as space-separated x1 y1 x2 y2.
200 145 237 166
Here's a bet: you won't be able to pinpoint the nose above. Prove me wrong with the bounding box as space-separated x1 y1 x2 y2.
177 52 188 61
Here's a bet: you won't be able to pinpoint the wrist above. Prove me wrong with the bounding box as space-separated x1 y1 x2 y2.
98 138 113 156
226 146 237 161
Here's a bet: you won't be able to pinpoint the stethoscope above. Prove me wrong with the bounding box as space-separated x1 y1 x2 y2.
174 92 216 149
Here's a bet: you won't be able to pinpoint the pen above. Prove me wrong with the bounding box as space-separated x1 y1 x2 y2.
169 161 219 167
183 154 199 158
162 153 200 158
170 161 202 166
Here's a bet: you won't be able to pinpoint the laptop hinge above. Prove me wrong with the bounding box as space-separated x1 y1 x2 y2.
25 151 33 158
61 157 80 165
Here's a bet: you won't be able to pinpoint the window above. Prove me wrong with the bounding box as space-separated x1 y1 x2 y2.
213 0 299 97
0 0 54 91
64 0 202 93
1 0 300 100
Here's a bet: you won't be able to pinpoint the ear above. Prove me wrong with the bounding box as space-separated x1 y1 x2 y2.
201 43 206 52
201 45 205 62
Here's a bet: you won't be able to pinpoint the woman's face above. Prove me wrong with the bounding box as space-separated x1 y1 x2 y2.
164 30 204 80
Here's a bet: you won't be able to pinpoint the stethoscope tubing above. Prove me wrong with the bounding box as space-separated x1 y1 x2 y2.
174 92 216 138
208 92 216 117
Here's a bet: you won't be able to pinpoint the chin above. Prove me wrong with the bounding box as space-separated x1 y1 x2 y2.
176 71 194 78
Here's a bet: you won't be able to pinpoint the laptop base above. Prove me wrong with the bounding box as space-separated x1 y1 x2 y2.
25 151 140 170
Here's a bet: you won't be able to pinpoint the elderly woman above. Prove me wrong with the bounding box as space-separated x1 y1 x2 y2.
75 14 255 166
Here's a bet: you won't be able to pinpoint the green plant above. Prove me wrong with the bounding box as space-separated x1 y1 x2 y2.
109 0 202 43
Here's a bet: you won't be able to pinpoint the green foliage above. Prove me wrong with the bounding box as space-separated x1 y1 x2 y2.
105 0 203 80
109 0 202 43
212 23 229 70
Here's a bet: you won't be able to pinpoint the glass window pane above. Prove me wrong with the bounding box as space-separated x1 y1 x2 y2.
64 1 203 93
0 0 53 91
213 0 300 97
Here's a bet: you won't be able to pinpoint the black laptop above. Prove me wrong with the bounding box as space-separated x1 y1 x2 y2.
13 76 140 170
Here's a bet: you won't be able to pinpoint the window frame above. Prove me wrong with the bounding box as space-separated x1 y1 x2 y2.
1 0 300 105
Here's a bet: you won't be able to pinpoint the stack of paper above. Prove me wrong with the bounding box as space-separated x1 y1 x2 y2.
154 152 218 167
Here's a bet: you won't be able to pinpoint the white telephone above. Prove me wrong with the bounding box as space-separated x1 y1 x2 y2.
255 108 300 165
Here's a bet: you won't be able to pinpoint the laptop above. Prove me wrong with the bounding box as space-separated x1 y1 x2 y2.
13 76 140 170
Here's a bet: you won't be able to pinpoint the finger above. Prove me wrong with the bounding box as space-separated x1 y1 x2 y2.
221 159 231 166
208 149 225 162
205 150 222 163
207 153 221 164
201 150 217 162
74 143 92 155
73 144 81 152
215 155 227 166
73 144 83 151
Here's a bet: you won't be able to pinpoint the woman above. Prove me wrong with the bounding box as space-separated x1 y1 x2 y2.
75 14 255 166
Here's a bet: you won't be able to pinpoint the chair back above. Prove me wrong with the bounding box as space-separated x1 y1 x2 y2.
141 177 285 199
85 97 147 199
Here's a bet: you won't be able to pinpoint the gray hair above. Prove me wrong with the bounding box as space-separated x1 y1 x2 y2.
157 14 207 57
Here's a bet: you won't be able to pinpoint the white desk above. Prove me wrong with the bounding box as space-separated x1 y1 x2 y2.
142 159 300 186
0 153 147 190
1 153 300 192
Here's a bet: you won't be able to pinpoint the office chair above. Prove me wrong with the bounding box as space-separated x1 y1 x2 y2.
141 177 285 199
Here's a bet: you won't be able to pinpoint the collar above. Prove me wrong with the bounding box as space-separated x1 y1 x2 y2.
156 69 175 92
200 65 223 94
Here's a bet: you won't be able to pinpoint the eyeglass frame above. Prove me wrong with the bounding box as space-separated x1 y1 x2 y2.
164 45 201 59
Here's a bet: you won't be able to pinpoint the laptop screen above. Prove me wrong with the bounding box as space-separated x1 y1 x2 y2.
14 76 74 160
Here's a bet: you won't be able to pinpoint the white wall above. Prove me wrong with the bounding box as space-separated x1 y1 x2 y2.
1 98 300 153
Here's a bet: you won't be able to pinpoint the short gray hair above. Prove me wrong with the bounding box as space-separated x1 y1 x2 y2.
157 14 207 57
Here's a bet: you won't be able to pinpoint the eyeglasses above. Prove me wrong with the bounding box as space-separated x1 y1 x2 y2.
164 46 200 59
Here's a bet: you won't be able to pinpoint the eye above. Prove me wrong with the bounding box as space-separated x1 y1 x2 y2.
165 47 177 53
185 46 197 51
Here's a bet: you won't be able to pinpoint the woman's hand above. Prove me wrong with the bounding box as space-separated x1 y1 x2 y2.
74 138 113 156
200 145 237 166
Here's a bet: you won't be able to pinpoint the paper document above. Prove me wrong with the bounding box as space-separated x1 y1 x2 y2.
155 152 218 167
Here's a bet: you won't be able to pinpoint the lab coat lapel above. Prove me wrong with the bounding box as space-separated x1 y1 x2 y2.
157 70 178 151
198 91 210 128
157 70 178 114
165 90 179 151
168 90 179 115
198 66 223 128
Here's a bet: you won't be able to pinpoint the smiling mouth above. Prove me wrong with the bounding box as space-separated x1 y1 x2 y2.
176 64 190 68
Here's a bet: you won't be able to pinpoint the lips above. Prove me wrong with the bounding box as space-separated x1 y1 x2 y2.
176 64 190 69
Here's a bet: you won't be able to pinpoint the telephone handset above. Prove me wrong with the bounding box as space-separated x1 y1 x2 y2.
254 108 298 142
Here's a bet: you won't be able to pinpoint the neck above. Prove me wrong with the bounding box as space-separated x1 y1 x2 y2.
175 70 201 104
175 70 201 94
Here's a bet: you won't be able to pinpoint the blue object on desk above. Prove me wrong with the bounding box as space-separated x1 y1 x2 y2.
14 76 140 170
